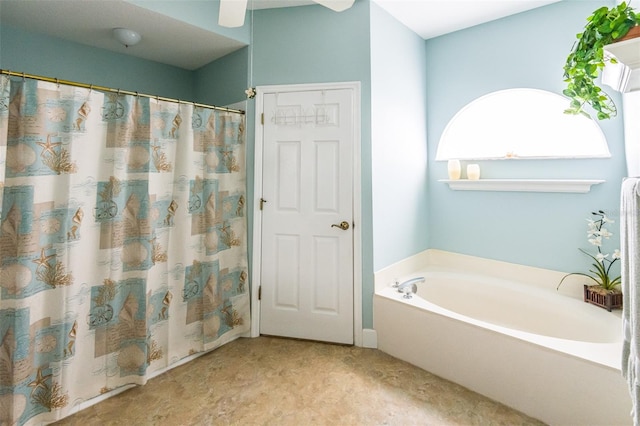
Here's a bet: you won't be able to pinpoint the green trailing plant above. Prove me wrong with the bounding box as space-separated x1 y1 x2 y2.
557 211 621 292
563 2 640 120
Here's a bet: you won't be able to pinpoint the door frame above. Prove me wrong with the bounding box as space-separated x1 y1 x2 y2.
250 81 363 346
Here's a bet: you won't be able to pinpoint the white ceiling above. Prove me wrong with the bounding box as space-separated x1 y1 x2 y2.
374 0 561 40
0 0 561 70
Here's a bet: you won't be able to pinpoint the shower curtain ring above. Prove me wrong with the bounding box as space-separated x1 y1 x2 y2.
22 72 25 81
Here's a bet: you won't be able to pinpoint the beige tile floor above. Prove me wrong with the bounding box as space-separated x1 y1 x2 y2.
53 336 545 425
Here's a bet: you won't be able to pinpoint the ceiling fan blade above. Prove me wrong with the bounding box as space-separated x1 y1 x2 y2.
218 0 248 28
312 0 355 12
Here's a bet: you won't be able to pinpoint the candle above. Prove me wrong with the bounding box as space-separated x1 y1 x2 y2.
447 159 461 180
467 164 480 180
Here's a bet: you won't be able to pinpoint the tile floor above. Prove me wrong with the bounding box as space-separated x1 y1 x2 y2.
53 336 545 425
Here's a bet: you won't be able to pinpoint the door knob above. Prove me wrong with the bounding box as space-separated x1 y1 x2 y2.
331 221 350 230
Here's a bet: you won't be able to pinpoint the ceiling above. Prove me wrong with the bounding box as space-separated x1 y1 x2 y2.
0 0 562 71
374 0 561 40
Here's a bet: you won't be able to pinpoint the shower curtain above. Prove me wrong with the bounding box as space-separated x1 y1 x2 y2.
0 75 250 425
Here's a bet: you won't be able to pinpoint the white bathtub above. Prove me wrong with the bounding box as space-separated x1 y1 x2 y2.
374 250 631 426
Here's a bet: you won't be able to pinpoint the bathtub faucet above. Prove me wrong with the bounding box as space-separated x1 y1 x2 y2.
396 277 425 298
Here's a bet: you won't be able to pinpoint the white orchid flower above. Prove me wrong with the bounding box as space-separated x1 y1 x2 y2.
588 236 602 246
596 252 609 262
613 249 621 259
602 215 614 224
598 227 613 238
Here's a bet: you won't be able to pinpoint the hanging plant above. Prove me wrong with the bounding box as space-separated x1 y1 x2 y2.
563 2 640 120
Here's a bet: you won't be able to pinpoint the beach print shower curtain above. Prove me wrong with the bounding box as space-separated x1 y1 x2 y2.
0 75 250 425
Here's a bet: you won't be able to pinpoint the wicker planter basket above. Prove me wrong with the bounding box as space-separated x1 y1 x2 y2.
584 284 623 312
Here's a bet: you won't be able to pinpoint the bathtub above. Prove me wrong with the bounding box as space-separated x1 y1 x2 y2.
374 250 631 426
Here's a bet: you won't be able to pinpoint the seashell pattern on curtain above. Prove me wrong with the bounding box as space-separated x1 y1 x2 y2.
0 75 249 425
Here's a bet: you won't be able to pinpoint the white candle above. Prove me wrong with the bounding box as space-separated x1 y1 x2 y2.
467 164 480 180
447 159 461 180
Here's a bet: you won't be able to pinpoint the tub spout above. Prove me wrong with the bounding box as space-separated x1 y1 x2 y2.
397 277 425 295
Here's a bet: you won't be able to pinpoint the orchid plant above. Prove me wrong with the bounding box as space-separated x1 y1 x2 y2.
557 210 621 291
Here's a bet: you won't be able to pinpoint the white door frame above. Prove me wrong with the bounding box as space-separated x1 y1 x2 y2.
250 81 363 346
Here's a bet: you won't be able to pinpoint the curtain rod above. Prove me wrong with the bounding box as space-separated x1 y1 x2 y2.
0 69 245 115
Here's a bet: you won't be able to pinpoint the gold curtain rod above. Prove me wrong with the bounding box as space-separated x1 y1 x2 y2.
0 69 245 115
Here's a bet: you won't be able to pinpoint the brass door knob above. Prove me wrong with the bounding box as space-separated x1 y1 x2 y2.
331 221 350 230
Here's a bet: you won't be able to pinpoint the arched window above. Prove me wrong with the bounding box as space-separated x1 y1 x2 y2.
435 88 611 160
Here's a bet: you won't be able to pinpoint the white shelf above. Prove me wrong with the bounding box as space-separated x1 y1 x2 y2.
439 179 605 193
604 30 640 92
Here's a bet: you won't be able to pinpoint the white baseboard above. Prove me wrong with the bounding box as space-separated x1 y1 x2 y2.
362 328 378 348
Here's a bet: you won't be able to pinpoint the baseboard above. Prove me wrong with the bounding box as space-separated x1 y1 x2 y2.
362 328 378 348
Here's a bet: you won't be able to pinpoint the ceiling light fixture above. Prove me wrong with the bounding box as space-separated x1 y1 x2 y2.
112 28 141 48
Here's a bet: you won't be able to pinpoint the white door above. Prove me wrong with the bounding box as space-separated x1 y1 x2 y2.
259 88 354 344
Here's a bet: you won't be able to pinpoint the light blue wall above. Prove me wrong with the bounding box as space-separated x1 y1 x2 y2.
0 24 194 100
370 2 429 271
252 3 371 86
194 47 249 106
252 0 375 327
426 0 625 274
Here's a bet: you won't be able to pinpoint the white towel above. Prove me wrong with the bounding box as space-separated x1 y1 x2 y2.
622 177 640 425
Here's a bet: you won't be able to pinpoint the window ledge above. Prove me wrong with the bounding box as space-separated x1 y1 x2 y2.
438 179 605 193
